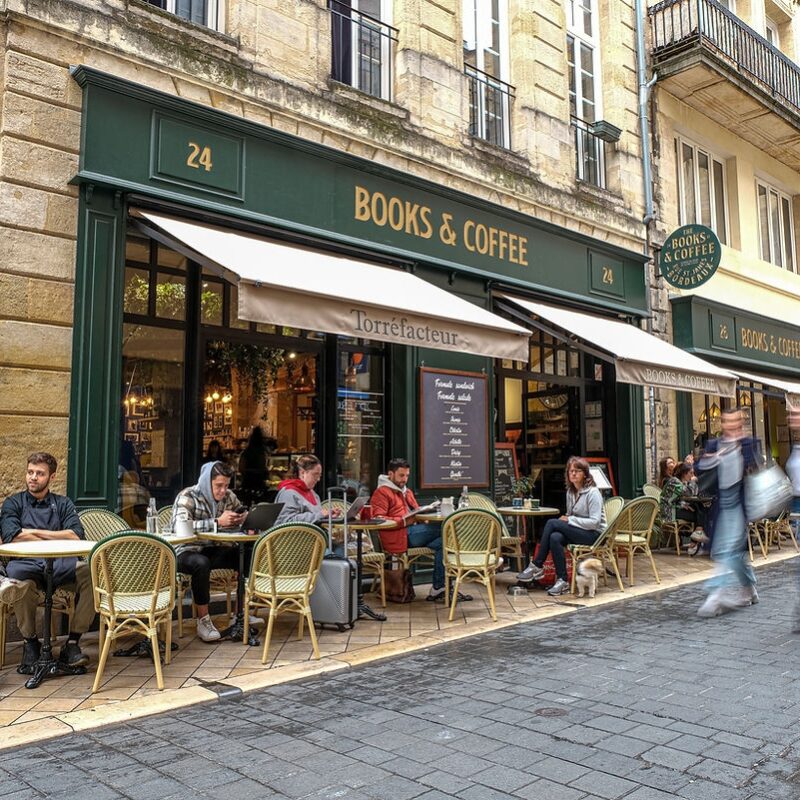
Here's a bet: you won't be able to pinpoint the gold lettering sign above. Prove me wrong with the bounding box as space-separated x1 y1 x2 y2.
353 185 529 267
739 326 800 361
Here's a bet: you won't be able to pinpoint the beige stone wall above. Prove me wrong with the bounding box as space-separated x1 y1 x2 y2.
0 0 648 495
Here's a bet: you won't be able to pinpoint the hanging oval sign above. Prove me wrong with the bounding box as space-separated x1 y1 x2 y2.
659 224 721 289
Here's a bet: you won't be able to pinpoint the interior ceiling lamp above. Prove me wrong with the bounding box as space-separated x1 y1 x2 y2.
738 389 752 407
221 393 233 404
205 394 214 404
710 402 721 419
211 390 221 401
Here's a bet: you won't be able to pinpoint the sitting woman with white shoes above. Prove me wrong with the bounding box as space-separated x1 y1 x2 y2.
517 457 606 596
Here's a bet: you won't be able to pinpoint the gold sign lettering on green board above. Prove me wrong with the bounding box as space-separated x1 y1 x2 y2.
353 185 529 266
186 142 213 172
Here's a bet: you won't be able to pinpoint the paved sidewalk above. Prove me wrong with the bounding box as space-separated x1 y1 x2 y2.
4 561 800 800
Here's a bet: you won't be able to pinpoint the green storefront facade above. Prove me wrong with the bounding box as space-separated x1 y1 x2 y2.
672 295 800 463
68 66 650 513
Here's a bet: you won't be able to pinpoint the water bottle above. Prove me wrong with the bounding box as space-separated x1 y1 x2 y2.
146 497 158 534
459 485 470 510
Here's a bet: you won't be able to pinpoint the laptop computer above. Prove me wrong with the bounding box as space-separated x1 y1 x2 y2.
242 502 284 532
345 496 367 521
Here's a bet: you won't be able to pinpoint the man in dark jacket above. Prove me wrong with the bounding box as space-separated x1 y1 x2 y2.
0 452 94 671
696 408 761 617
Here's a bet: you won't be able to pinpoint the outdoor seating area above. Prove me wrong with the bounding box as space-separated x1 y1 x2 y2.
3 540 790 738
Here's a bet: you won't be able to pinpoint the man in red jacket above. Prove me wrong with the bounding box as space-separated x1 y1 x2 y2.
370 458 470 602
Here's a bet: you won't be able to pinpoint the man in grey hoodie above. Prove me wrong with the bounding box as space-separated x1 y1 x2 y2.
171 461 247 642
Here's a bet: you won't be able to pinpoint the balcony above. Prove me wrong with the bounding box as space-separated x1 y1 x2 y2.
466 65 515 149
572 117 606 189
650 0 800 170
330 0 398 101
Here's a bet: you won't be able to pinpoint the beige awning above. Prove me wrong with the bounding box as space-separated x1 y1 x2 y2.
736 369 800 408
133 211 530 361
500 295 738 397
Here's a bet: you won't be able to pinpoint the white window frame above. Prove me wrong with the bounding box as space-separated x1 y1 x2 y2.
756 178 796 271
463 0 512 147
150 0 223 31
674 135 729 246
349 0 393 101
565 0 603 124
765 17 779 47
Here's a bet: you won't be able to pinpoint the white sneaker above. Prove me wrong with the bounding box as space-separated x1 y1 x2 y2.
697 589 741 618
690 529 710 544
0 577 29 605
197 614 221 642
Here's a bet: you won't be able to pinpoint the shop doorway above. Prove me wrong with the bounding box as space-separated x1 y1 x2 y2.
201 336 321 504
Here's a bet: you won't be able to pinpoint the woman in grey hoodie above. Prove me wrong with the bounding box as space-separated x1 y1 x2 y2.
517 456 606 595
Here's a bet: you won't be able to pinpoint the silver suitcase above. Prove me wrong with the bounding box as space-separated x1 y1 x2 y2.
310 488 358 631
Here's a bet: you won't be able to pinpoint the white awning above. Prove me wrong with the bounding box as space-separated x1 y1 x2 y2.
133 211 530 361
500 295 738 397
736 369 800 408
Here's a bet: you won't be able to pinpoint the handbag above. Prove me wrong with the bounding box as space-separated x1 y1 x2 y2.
744 463 793 522
384 567 416 603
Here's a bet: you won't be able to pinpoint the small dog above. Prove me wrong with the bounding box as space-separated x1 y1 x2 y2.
575 558 604 598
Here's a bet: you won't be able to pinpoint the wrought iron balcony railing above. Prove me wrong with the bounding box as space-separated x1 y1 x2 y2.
330 0 398 101
650 0 800 118
571 117 606 189
466 65 515 149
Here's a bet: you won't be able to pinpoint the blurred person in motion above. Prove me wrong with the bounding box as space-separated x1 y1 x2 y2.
785 408 800 631
696 407 761 617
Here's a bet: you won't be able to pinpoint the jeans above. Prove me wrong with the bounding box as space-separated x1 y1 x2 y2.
534 519 599 581
407 523 444 590
177 546 249 607
706 485 755 591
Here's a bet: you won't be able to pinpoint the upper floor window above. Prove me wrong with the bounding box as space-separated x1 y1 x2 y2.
756 180 795 271
674 137 728 245
330 0 396 101
765 17 779 47
463 0 513 148
142 0 222 31
566 0 605 187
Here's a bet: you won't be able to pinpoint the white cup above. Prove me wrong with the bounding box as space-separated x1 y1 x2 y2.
174 519 194 537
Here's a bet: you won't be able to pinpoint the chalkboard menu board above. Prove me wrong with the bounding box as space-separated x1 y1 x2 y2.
420 367 489 489
493 443 519 506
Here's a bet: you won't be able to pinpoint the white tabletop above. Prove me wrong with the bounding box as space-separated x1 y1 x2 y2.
157 532 198 546
0 539 94 559
201 530 260 543
496 506 560 516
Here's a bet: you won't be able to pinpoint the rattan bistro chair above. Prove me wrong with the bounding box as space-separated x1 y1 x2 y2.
468 492 523 570
611 497 660 587
243 523 326 664
766 510 799 553
79 508 128 541
156 505 173 532
568 509 627 594
642 483 661 499
443 508 502 622
89 532 176 693
603 496 625 528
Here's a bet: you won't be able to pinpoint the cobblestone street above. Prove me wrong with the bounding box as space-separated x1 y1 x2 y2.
3 561 800 800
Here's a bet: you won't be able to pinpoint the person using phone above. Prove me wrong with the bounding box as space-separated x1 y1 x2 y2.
171 461 249 642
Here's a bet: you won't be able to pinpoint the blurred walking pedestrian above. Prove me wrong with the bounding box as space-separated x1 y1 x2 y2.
696 407 761 617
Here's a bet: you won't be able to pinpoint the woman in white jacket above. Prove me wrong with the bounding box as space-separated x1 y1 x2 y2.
517 456 607 595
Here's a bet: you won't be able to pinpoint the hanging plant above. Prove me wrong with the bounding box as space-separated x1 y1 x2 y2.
208 342 285 414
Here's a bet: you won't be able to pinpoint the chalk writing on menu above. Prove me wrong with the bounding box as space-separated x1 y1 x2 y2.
420 368 489 489
493 445 518 507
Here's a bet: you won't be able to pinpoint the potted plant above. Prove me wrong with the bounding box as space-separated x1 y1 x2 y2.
511 476 536 499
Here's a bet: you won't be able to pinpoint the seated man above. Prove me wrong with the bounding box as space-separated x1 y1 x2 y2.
171 461 248 642
0 452 95 671
370 458 470 602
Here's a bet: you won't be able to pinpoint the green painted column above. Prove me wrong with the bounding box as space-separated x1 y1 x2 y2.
616 383 646 498
675 392 695 459
67 185 126 509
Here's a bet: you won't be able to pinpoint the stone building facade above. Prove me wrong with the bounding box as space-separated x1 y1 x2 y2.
0 0 656 504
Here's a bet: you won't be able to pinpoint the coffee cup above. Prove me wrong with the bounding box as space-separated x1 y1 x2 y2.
531 499 540 510
174 518 194 537
523 498 532 510
512 497 523 508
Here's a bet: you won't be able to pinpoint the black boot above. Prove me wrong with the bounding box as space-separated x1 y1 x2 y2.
58 640 89 668
17 638 40 675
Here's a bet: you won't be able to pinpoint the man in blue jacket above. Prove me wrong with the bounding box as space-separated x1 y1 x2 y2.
696 408 761 617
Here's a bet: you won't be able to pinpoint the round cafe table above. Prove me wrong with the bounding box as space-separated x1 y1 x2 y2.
495 506 560 562
200 530 260 646
0 538 93 689
328 519 393 623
